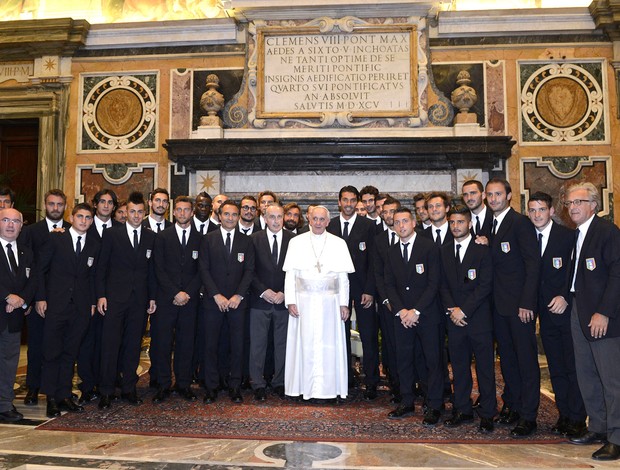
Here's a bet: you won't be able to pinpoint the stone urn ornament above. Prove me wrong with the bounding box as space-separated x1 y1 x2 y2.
451 70 478 124
199 73 225 127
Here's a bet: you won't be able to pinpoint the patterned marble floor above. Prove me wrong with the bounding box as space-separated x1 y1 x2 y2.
2 349 616 469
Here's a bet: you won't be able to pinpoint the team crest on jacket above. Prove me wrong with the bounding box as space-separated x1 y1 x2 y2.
87 257 94 267
586 258 596 271
467 269 476 280
500 242 510 253
25 267 30 278
238 253 245 263
552 257 562 269
192 250 198 260
146 249 152 259
416 263 424 274
359 242 366 251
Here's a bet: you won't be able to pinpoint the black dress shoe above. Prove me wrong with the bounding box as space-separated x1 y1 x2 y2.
58 398 84 413
46 398 61 418
152 388 171 404
592 442 620 461
551 415 570 435
78 389 100 405
570 430 607 445
273 386 285 398
479 417 494 433
444 412 474 427
254 388 266 402
98 395 112 409
565 420 587 438
496 404 520 425
24 388 39 406
510 419 537 438
422 408 441 426
178 387 197 401
229 387 243 403
363 385 378 401
121 391 143 405
204 388 217 404
0 406 23 422
387 405 415 419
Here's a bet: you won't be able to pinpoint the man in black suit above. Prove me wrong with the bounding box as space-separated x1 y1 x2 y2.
96 192 157 409
422 192 454 247
78 189 121 404
413 193 432 233
486 178 540 437
462 180 493 240
249 203 293 401
143 188 172 233
152 196 202 403
257 191 278 231
566 182 620 461
327 185 379 399
360 185 383 232
193 192 219 235
0 208 36 422
439 205 496 433
35 203 99 418
239 195 261 236
527 191 585 437
283 202 303 234
200 200 255 404
18 189 70 406
384 207 443 425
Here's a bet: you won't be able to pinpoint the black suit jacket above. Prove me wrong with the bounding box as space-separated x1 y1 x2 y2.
35 230 100 314
193 218 219 235
538 222 574 326
384 234 441 325
142 219 172 232
153 225 203 303
489 208 540 315
0 242 36 333
250 229 293 311
95 224 157 305
18 219 71 256
439 240 493 332
373 229 397 303
327 215 376 296
573 215 620 340
199 228 255 304
87 218 121 242
471 207 493 239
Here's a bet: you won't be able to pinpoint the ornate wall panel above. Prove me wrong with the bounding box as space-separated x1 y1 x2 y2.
78 72 159 152
75 163 157 204
518 61 608 145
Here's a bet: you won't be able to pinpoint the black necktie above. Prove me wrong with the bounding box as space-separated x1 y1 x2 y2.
103 223 107 230
6 243 18 276
492 219 498 237
455 243 462 266
538 232 543 257
343 221 349 240
76 236 82 258
242 228 250 235
133 229 139 252
435 229 442 246
182 229 187 249
226 232 232 255
156 222 161 233
200 224 205 235
390 231 396 246
475 216 481 235
52 223 57 230
402 242 409 262
272 234 278 265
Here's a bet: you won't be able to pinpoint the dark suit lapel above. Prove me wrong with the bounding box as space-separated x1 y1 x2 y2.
0 246 13 278
578 216 598 272
494 209 514 244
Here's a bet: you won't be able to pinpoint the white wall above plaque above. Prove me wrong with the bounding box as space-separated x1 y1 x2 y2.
248 16 428 129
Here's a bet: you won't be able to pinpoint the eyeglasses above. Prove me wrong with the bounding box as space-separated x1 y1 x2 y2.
563 199 592 208
241 205 257 212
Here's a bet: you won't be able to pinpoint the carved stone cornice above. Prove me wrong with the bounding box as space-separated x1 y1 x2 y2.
590 0 620 41
0 18 90 60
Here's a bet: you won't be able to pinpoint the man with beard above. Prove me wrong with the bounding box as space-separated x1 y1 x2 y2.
143 188 171 233
462 180 493 240
328 186 379 399
413 193 432 233
193 192 219 235
19 189 70 406
239 195 261 236
283 202 303 234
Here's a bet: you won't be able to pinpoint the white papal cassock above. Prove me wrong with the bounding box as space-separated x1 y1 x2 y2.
282 231 354 400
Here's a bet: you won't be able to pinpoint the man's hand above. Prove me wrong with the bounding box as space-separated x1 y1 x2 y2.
474 235 489 246
35 300 47 318
360 294 374 309
518 308 534 323
174 291 190 306
228 294 242 309
399 309 419 328
448 307 468 327
213 294 229 312
147 300 157 315
547 296 568 314
91 305 96 316
288 304 299 318
589 313 609 339
272 291 285 305
340 305 350 321
97 297 107 315
5 294 24 310
262 289 277 304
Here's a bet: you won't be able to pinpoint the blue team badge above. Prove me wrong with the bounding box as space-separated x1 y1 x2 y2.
359 242 366 251
552 257 562 269
25 268 30 278
467 269 476 280
192 250 198 260
501 242 510 253
146 249 152 259
416 264 424 274
238 253 245 263
87 257 94 267
586 258 596 271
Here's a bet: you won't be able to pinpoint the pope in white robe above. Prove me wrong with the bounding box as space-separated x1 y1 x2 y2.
282 205 354 400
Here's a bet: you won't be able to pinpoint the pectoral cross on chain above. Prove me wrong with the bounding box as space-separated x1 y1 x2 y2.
315 260 323 273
